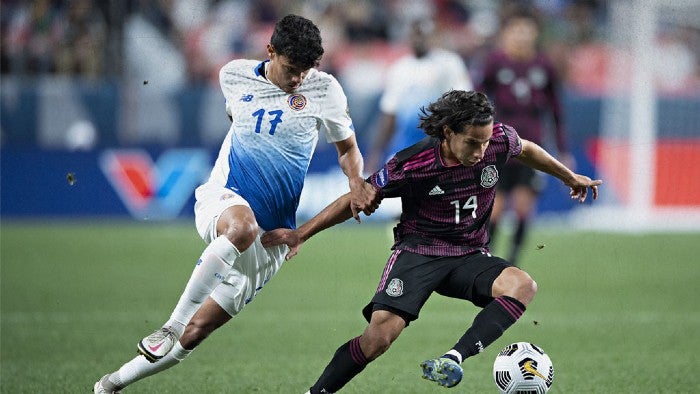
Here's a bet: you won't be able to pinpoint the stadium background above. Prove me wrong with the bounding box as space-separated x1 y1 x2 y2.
3 0 698 226
1 1 699 393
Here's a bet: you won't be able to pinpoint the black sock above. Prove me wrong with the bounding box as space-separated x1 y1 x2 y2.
509 219 528 265
310 336 369 393
452 296 525 361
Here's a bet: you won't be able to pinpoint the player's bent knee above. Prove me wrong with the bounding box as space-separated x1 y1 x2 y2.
219 218 258 252
362 327 401 360
523 277 538 302
495 268 537 305
364 334 394 360
514 272 537 305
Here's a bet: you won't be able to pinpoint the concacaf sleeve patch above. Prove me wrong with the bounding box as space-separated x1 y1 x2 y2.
375 166 389 188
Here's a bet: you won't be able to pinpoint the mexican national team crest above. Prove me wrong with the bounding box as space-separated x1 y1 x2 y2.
386 278 404 297
287 94 306 110
480 165 499 188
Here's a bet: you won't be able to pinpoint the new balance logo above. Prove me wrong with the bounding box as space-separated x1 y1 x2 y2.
240 94 254 102
429 185 445 195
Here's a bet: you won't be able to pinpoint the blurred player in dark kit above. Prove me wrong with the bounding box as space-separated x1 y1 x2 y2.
480 7 572 265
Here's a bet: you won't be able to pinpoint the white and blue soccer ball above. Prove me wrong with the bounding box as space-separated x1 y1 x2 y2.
493 342 554 394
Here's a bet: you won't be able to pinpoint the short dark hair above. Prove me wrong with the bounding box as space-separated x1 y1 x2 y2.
270 14 324 70
419 90 495 139
501 5 541 31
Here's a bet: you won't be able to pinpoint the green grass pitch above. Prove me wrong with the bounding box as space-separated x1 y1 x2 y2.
1 221 698 393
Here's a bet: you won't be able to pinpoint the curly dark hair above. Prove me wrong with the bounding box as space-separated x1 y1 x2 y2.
419 90 495 139
270 14 324 70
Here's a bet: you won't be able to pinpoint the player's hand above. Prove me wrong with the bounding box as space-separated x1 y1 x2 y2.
565 174 602 203
349 178 378 223
261 229 303 260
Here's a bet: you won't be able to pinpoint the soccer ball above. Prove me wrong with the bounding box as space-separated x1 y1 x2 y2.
493 342 554 394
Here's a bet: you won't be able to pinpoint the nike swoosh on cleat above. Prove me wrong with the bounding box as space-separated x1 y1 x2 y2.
148 342 164 352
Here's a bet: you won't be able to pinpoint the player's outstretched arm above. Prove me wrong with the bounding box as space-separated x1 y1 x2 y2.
261 193 365 260
516 139 602 203
334 135 377 222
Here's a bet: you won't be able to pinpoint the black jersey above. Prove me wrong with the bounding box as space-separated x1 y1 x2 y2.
368 122 523 256
480 50 567 152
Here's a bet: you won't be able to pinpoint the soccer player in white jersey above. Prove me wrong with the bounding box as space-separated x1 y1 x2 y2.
366 18 473 173
94 14 377 393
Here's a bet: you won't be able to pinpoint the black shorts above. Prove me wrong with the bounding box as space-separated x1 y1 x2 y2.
497 161 545 193
362 250 512 325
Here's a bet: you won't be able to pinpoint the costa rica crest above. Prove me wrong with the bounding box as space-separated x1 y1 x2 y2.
480 165 499 188
287 94 307 110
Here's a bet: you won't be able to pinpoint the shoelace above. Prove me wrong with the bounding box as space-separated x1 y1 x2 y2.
149 328 174 342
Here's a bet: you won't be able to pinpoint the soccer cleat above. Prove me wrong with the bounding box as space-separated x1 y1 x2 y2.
420 357 463 388
93 374 121 394
137 327 178 363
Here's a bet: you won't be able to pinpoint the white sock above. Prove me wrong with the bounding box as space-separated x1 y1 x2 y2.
445 349 463 364
168 236 240 329
108 341 192 389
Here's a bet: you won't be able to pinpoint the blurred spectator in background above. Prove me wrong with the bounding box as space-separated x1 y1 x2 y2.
3 0 64 75
0 0 615 90
480 6 572 266
366 17 473 173
653 22 700 93
55 0 107 79
541 0 609 94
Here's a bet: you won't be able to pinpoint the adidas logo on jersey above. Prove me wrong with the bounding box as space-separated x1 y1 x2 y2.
429 185 445 195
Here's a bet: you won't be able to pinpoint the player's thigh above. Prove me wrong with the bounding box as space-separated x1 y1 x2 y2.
362 251 456 324
364 309 406 343
210 231 288 317
435 252 512 307
194 183 252 243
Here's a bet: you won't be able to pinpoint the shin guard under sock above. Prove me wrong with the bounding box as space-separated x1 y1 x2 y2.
452 296 525 361
310 336 368 393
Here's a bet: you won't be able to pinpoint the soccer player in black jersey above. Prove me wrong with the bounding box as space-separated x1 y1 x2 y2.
262 90 601 392
481 7 572 266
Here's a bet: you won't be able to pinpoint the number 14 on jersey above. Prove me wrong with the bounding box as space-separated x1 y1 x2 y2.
451 196 477 223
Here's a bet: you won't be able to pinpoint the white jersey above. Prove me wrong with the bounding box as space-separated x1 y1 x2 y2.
378 49 473 156
202 59 355 231
379 49 473 115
